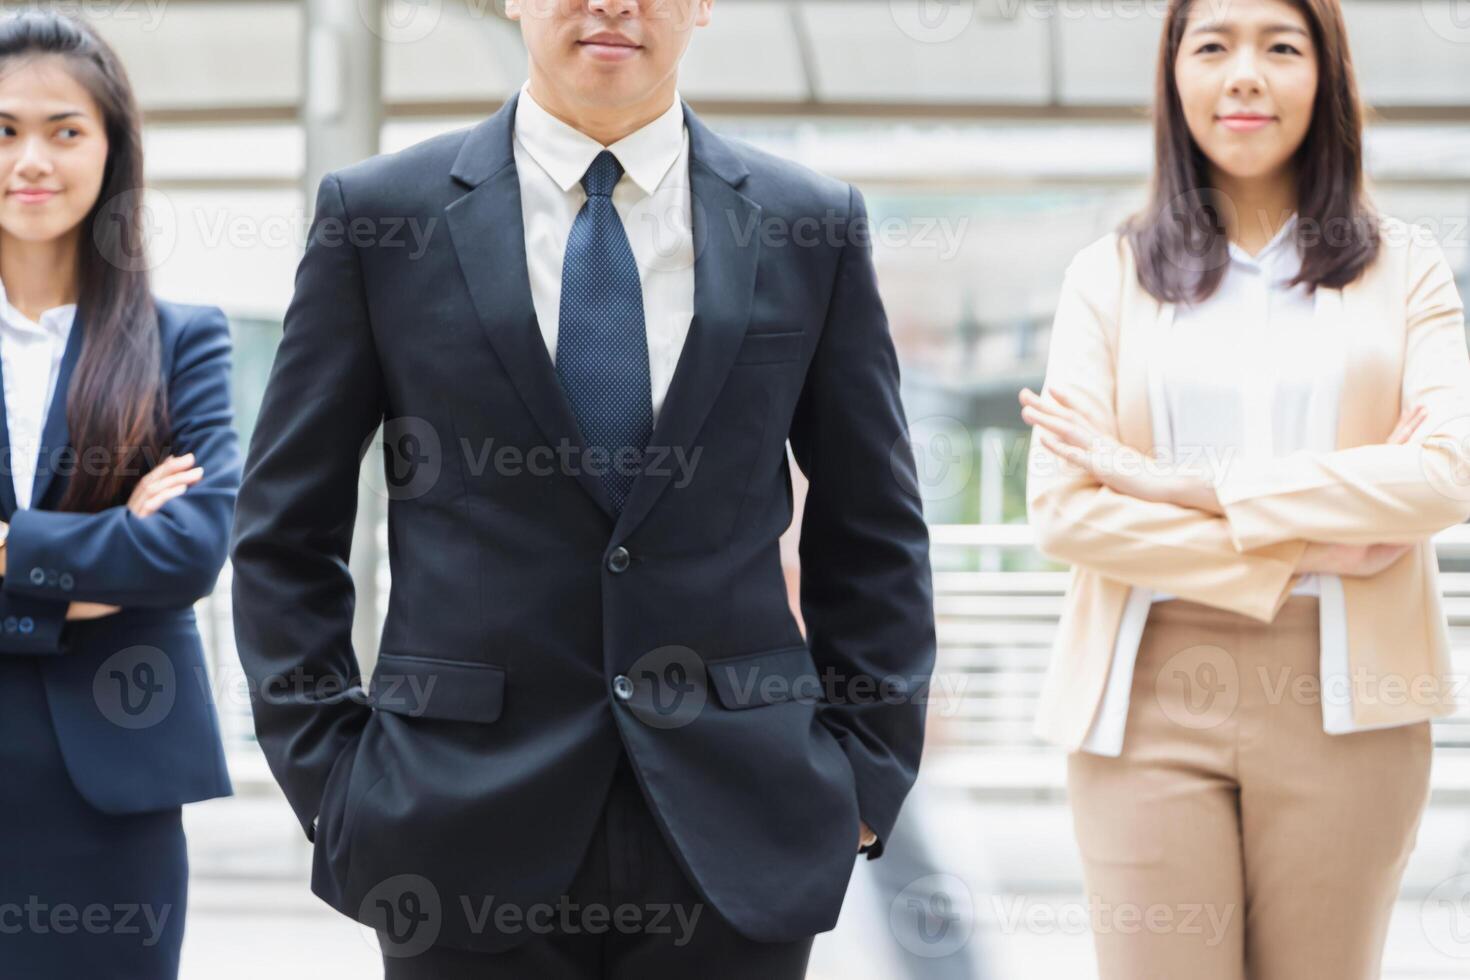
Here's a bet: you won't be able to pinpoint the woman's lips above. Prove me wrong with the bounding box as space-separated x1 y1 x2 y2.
1218 115 1274 133
10 189 56 204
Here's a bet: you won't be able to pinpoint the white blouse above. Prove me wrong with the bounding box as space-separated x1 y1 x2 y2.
1080 213 1412 756
0 277 76 512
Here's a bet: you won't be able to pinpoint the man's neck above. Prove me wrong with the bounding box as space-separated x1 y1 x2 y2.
523 74 677 146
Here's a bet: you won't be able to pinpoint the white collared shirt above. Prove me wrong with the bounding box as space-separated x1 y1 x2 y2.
0 278 76 511
511 80 695 423
1080 214 1403 755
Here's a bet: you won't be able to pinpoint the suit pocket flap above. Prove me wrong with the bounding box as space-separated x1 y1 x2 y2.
369 653 505 723
733 330 803 364
706 644 822 709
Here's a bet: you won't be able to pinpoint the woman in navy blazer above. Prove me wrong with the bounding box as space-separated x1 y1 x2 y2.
0 11 238 978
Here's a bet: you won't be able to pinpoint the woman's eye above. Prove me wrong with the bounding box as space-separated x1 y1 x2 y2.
1195 42 1226 54
1270 42 1303 55
56 127 80 139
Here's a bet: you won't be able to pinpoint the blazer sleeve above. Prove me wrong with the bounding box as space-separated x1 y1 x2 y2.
229 172 383 842
0 592 70 656
788 184 936 861
1212 234 1470 550
0 306 241 655
1026 237 1308 624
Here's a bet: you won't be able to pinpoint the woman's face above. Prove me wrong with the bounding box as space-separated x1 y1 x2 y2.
0 55 107 246
1174 0 1318 186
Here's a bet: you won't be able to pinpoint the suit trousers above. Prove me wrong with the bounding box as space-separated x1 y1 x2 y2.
1066 595 1432 980
379 751 816 979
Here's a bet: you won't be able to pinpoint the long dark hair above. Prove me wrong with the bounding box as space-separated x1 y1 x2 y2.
0 9 166 512
1123 0 1380 303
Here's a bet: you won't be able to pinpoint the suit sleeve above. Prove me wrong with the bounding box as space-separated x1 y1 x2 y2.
1026 239 1309 624
0 591 70 655
1212 235 1470 549
0 306 241 655
229 171 384 842
788 184 936 861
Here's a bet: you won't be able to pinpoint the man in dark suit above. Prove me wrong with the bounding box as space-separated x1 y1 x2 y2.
230 0 935 974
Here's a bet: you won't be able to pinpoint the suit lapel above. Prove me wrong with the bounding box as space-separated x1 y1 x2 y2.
611 104 760 543
1322 282 1377 448
1116 280 1160 457
29 304 84 511
444 93 762 538
445 93 618 520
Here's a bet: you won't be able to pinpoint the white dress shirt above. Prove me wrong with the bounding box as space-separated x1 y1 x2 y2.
512 81 695 423
1080 213 1409 756
0 276 76 512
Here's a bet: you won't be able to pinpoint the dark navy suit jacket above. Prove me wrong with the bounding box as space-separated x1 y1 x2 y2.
231 92 936 952
0 300 237 813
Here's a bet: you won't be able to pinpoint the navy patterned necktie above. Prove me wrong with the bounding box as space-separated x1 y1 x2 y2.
554 149 654 516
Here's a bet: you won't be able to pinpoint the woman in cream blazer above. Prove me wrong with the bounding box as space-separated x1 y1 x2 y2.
1019 0 1470 976
1026 221 1468 749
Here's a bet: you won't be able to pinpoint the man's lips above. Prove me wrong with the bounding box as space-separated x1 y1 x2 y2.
1217 114 1275 133
577 34 641 61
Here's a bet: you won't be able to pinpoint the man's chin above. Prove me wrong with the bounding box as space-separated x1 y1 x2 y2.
557 74 652 108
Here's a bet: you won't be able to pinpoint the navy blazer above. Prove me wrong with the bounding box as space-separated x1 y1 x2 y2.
232 92 935 953
0 300 238 813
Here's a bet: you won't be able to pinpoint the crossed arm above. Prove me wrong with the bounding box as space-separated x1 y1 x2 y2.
1022 386 1427 581
1022 234 1470 623
0 453 210 620
0 307 240 653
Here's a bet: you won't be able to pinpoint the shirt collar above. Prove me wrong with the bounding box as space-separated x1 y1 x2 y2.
0 275 76 339
1228 212 1301 279
513 81 686 199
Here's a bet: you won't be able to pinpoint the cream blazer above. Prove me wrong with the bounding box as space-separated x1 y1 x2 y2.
1027 218 1470 749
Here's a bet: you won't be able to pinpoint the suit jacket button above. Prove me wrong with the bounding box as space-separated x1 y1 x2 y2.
29 567 44 586
606 547 630 574
18 617 32 634
59 573 74 591
3 617 15 633
612 675 634 701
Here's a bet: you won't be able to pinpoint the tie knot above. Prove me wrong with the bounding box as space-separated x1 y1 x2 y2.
581 150 623 199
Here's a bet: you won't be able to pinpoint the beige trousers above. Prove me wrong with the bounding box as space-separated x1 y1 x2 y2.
1066 595 1433 980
